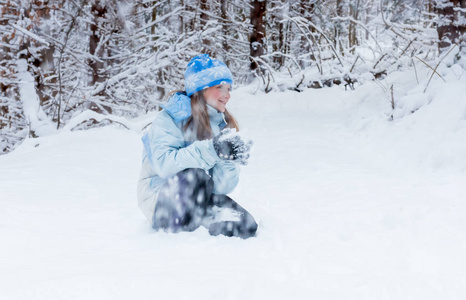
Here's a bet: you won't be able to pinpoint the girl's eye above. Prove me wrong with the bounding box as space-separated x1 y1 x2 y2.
216 85 230 92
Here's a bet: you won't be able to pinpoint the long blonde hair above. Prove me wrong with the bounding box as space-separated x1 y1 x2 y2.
183 90 239 140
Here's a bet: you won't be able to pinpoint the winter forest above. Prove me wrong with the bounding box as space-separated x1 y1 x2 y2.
2 1 466 298
1 0 465 153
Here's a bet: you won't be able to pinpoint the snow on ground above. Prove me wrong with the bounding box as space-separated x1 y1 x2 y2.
1 69 466 299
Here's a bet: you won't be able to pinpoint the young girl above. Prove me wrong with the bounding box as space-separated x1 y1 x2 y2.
137 54 257 239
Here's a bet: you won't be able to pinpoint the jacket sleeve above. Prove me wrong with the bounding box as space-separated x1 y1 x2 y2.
142 112 221 179
211 160 240 194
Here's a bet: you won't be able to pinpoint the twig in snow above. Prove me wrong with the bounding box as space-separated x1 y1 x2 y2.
423 44 457 93
415 56 445 82
390 84 395 120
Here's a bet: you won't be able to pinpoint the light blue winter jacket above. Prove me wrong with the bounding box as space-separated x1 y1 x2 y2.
137 93 240 223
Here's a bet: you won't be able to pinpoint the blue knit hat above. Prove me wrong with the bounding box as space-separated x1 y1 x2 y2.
184 54 233 96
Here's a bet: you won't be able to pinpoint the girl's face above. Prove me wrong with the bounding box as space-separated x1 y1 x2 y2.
203 84 231 113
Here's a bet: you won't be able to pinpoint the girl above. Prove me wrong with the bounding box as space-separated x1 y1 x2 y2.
137 54 257 239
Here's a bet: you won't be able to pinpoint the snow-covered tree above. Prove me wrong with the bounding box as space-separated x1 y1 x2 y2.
433 0 466 51
1 0 466 154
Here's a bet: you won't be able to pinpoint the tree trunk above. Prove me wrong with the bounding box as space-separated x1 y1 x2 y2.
269 0 285 68
250 0 266 70
221 0 230 65
336 0 346 54
151 2 157 43
179 0 185 34
348 0 360 54
434 0 466 52
200 0 211 53
32 1 56 107
299 0 315 68
89 0 106 85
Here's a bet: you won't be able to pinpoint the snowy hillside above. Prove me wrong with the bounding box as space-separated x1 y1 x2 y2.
1 68 466 299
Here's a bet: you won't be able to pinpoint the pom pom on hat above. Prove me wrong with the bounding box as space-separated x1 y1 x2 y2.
184 54 233 96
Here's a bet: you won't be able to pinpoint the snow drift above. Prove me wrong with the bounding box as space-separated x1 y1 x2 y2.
1 66 466 299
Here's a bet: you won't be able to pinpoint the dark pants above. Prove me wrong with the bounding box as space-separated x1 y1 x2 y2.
153 168 257 239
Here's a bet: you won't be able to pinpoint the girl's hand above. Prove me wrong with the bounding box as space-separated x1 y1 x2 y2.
213 129 253 165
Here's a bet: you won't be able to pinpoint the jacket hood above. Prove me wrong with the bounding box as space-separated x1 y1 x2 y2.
161 92 192 123
161 92 226 127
